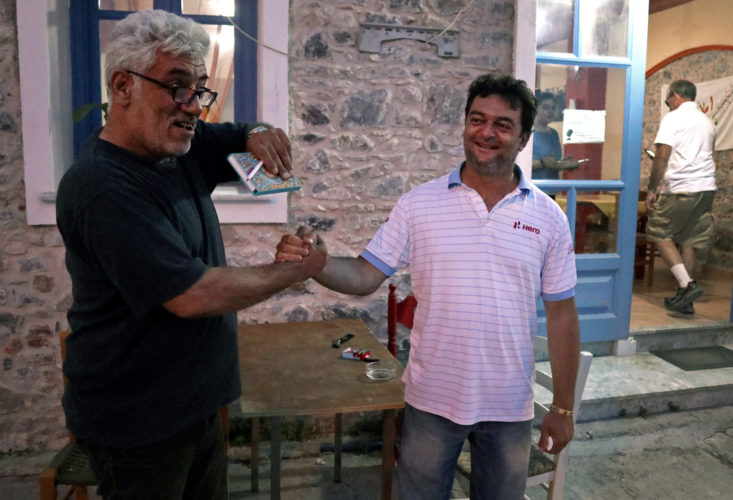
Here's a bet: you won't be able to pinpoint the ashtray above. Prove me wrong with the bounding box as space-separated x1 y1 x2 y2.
365 361 396 381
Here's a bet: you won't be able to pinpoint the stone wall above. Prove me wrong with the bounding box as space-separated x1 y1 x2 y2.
642 50 733 269
270 0 515 337
0 0 71 452
0 0 516 452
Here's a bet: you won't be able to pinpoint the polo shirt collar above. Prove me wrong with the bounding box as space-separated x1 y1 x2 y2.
677 101 697 111
448 162 531 194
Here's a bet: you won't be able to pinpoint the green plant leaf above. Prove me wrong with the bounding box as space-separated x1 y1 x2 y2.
73 102 108 124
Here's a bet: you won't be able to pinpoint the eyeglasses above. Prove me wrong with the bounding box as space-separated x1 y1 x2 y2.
665 92 675 108
125 70 218 107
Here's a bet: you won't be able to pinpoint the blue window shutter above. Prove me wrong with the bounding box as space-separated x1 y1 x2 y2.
234 0 258 122
70 1 102 155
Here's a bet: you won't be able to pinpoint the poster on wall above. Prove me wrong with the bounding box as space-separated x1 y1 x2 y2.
661 75 733 151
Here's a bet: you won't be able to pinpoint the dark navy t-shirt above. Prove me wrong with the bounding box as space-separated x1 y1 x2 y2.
57 122 246 449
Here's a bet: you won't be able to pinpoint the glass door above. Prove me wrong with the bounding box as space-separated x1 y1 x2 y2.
534 0 649 344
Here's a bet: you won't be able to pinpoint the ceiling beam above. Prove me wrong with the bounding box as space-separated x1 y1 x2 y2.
650 0 696 15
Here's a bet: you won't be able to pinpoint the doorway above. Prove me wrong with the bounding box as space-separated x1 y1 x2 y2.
532 0 648 344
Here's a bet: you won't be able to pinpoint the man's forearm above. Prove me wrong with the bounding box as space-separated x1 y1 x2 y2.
648 144 672 192
164 262 316 318
314 256 387 296
545 298 581 411
648 158 667 192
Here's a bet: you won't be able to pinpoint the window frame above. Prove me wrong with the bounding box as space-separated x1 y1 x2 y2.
18 0 289 225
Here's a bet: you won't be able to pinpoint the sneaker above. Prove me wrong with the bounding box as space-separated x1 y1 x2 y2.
664 281 703 312
678 302 695 315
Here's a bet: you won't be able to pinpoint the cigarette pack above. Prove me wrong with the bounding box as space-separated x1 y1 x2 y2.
227 152 302 196
342 347 371 361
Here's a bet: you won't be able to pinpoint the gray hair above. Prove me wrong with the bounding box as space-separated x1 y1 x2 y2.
669 79 697 101
104 10 210 94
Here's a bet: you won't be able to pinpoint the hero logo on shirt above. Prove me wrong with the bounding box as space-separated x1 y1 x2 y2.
513 220 541 235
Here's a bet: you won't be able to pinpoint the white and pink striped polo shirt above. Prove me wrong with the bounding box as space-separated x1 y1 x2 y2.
361 164 576 424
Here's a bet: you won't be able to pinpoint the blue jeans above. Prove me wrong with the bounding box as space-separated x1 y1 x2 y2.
398 403 532 500
78 413 228 500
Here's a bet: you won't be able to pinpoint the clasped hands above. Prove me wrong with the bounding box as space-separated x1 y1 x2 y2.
276 226 328 274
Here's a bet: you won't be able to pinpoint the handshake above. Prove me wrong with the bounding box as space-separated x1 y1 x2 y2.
275 226 328 277
274 226 387 297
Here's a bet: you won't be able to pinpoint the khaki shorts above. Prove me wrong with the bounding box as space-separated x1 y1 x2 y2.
646 191 715 249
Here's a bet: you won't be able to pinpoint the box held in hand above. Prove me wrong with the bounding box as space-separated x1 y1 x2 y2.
227 152 302 196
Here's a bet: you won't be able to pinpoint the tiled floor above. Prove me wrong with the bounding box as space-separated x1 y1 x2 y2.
566 259 733 422
630 258 732 330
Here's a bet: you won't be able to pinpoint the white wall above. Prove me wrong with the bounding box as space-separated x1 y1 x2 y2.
647 0 733 70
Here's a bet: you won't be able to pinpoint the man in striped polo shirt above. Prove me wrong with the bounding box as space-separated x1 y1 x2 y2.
277 74 580 499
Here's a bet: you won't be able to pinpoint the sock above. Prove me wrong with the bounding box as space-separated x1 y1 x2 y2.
670 263 692 288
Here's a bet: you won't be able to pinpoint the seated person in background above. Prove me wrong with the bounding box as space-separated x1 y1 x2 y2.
532 92 580 179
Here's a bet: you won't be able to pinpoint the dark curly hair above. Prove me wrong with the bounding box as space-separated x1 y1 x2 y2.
464 74 537 135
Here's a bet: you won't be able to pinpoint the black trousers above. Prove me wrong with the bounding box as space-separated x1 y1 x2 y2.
78 413 228 500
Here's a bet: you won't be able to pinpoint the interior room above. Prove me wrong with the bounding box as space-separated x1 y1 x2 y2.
633 0 732 330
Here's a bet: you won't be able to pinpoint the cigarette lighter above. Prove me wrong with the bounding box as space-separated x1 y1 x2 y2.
332 333 354 348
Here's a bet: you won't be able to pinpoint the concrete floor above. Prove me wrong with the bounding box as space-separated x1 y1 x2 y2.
4 406 731 499
226 406 733 500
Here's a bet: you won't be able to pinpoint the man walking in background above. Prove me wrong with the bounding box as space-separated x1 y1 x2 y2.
646 79 717 314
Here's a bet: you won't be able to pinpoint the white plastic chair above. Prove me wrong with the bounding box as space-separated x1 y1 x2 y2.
456 336 593 499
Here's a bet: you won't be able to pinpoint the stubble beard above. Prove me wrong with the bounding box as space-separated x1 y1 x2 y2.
465 148 516 178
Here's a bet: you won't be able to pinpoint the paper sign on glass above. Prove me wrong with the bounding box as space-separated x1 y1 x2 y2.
562 109 606 144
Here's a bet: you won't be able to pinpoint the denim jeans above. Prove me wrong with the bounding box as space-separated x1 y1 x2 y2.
78 412 228 500
398 403 532 500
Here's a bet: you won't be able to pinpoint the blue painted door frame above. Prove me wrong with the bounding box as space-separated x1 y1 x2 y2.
535 1 649 344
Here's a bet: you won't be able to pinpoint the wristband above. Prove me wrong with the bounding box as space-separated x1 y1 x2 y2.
247 125 269 139
550 404 574 417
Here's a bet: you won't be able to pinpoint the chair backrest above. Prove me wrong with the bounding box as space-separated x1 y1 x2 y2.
387 283 417 357
456 337 593 499
528 336 593 498
533 336 593 418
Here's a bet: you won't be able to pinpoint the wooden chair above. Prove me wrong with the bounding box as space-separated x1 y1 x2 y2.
635 191 656 287
456 337 594 499
40 331 230 500
383 284 417 466
40 331 95 500
387 283 417 358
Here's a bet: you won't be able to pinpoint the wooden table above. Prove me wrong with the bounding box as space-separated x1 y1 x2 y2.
556 193 646 253
238 319 405 499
